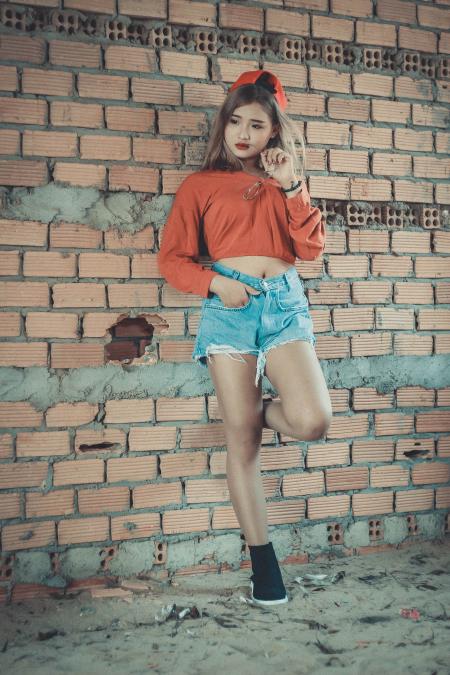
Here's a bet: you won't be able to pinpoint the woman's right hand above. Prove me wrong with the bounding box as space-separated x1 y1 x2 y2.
209 275 261 308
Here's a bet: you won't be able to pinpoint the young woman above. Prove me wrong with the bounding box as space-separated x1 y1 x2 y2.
158 70 332 606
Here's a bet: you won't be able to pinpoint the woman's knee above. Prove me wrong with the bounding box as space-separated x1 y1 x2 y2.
284 406 332 441
224 418 263 462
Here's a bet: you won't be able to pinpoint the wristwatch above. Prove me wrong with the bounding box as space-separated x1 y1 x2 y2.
280 178 302 193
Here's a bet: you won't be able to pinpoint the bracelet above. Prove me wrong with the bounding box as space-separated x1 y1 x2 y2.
280 179 302 193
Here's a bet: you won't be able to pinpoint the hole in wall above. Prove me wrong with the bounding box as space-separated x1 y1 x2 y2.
105 316 154 364
78 442 118 451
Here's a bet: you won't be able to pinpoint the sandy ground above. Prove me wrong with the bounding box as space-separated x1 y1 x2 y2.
0 540 449 675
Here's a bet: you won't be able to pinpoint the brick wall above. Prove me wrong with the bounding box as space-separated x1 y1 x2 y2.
0 0 449 601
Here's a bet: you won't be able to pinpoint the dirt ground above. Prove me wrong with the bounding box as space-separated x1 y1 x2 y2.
0 540 449 675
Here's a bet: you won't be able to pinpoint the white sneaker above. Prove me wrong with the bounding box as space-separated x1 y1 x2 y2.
249 578 289 606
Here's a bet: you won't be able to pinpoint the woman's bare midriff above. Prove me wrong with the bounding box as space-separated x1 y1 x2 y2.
215 256 292 279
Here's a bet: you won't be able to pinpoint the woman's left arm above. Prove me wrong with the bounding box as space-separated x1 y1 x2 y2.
260 148 326 261
282 179 326 261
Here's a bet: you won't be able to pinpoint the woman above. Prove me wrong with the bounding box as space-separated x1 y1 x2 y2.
158 70 332 606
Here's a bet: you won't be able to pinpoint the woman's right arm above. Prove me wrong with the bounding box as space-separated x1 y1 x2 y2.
157 175 220 298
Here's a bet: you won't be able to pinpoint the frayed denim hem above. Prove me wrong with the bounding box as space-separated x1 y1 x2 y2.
193 337 315 388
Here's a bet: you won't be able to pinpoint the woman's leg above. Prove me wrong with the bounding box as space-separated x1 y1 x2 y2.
206 352 268 546
263 340 332 440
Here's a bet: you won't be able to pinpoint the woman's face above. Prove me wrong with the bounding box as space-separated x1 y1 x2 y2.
224 102 277 169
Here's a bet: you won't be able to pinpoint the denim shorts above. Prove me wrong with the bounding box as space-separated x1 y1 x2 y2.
192 261 316 387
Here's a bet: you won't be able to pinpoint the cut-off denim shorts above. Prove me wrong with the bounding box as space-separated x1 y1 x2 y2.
192 261 317 387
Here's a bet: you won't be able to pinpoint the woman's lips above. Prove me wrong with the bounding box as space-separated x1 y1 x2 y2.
236 143 249 148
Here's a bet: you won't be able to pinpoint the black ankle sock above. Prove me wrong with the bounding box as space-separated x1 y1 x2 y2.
248 541 285 585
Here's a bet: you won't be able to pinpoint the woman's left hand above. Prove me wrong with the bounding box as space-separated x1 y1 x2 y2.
260 147 296 188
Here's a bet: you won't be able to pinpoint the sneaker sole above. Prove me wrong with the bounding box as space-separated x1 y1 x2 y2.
250 580 288 606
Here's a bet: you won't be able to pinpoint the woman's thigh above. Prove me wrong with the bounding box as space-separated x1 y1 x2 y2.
264 339 332 437
207 353 263 448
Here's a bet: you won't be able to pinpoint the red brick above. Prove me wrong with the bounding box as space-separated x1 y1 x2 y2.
159 51 208 79
2 521 55 552
307 494 350 519
65 0 115 12
0 281 49 307
45 402 98 427
51 101 103 129
26 489 74 518
51 343 105 368
119 0 166 19
0 312 20 336
219 3 263 31
412 462 450 485
57 516 109 545
53 458 104 486
54 162 106 189
312 14 354 41
80 135 131 161
106 105 155 132
0 34 46 64
412 104 449 129
0 461 48 489
49 40 101 68
417 5 450 31
26 312 79 338
310 67 351 95
356 20 396 47
16 431 70 458
0 343 48 367
111 512 160 540
53 283 106 308
396 77 433 102
23 130 78 158
132 78 181 105
22 68 73 96
79 252 130 278
0 129 20 155
109 165 159 192
78 486 129 514
0 65 18 92
104 45 157 72
162 508 209 534
0 402 43 428
416 410 450 433
399 26 438 53
78 73 129 100
0 160 48 187
49 222 102 249
107 456 157 482
23 252 77 277
0 250 20 275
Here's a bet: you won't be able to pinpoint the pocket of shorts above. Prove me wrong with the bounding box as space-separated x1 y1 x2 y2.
275 282 308 312
204 293 253 311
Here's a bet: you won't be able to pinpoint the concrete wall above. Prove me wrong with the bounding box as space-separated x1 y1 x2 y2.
0 0 449 601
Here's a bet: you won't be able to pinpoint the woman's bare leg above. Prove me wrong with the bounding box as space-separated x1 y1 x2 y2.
263 340 332 440
206 352 268 546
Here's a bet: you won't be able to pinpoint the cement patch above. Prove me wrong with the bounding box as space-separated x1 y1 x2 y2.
0 184 170 234
1 355 450 411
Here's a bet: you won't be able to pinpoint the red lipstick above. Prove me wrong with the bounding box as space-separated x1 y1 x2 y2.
235 143 249 149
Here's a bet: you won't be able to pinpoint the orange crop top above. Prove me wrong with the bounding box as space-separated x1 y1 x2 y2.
157 169 325 298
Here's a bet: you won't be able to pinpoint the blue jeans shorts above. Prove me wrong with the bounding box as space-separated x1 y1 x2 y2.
192 261 316 387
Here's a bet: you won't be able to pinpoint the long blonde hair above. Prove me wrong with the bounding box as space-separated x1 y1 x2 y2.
200 77 306 179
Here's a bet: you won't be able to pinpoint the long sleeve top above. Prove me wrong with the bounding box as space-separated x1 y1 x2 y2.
157 169 325 298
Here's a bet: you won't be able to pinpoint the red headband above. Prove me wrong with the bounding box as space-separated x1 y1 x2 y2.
228 69 288 111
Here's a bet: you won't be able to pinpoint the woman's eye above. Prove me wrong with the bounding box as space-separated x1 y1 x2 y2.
230 119 261 129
